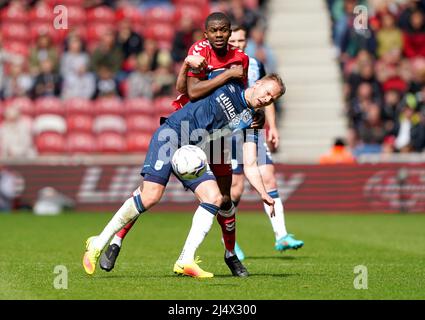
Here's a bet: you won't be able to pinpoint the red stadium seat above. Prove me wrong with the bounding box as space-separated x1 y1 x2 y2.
86 23 115 47
154 96 175 115
34 97 65 116
1 24 30 42
175 4 209 27
64 98 93 115
115 5 144 25
124 98 153 115
97 132 126 153
67 132 97 153
67 114 94 132
1 4 28 23
30 23 60 44
2 41 29 58
52 0 84 7
87 6 116 23
244 0 259 9
126 132 151 153
93 115 126 133
4 98 34 116
144 23 175 42
126 114 157 133
33 114 67 134
94 97 124 115
67 6 87 25
36 132 66 154
173 0 209 6
144 6 175 24
29 3 55 23
157 40 173 51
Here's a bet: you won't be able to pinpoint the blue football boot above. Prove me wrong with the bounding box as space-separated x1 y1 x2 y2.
234 242 245 261
275 234 304 251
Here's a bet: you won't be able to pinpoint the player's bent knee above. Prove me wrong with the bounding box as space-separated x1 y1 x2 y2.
140 186 163 209
207 192 223 208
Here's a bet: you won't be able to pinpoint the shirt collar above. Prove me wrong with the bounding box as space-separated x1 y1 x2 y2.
241 90 254 113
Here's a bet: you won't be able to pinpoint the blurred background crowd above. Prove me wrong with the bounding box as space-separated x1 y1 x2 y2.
328 0 425 157
0 0 271 158
0 0 424 161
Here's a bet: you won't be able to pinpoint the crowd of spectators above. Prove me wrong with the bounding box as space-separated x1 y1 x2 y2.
328 0 425 157
0 0 270 158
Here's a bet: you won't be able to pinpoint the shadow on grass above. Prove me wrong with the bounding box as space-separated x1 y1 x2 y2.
212 273 300 279
246 255 310 260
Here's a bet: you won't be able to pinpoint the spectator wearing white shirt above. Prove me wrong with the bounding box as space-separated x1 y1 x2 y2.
0 105 36 159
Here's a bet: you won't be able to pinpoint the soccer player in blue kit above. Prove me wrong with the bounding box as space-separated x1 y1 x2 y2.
83 73 285 278
228 26 304 260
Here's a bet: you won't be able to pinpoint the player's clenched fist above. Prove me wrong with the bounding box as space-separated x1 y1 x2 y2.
184 55 207 70
226 65 245 80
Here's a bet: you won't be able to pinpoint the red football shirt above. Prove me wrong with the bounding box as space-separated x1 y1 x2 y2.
172 39 249 110
187 38 249 85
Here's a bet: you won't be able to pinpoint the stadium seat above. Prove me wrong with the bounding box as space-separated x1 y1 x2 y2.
4 97 34 116
87 6 116 24
54 0 85 8
34 97 65 116
244 0 259 9
30 23 60 44
1 4 28 23
124 98 153 115
35 132 67 154
29 3 55 23
3 41 30 57
66 6 87 25
126 114 158 133
173 0 209 6
154 96 175 115
1 23 30 42
97 132 126 153
94 97 124 115
126 132 151 153
144 24 175 43
174 4 209 27
86 23 115 48
64 98 93 115
67 132 97 153
93 115 126 134
67 114 94 132
144 6 175 25
157 40 173 51
33 114 67 135
115 5 144 25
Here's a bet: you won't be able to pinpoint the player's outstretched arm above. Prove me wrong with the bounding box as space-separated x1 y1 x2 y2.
264 103 280 150
242 141 275 216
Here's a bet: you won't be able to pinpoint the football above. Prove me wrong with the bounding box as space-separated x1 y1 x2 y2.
171 145 208 180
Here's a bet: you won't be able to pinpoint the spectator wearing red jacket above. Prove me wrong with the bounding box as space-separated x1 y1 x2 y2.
403 10 425 58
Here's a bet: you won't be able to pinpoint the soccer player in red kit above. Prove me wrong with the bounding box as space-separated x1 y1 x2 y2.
100 12 255 277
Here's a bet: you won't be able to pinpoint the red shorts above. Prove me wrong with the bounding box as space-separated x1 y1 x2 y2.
210 163 232 177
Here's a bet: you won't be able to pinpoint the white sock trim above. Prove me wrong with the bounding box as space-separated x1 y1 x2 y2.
177 205 215 264
93 197 140 250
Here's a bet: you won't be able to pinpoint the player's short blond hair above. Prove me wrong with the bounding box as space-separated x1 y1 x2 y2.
260 73 286 97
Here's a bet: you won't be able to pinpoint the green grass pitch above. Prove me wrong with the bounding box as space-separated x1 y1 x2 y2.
1 211 424 300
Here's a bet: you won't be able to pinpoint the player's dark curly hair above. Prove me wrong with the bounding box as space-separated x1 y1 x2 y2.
205 12 231 29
